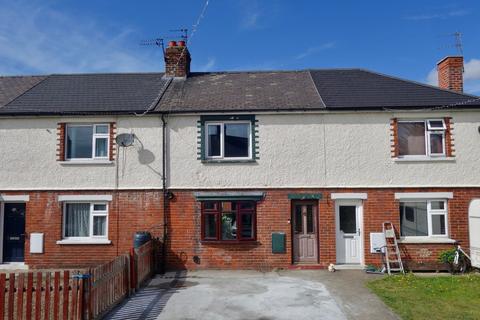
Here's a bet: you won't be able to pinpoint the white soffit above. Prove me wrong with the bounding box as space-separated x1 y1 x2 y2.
57 195 113 202
331 193 368 200
394 192 453 200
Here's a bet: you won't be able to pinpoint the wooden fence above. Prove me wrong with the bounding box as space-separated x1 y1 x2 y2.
0 269 85 320
0 240 156 320
131 241 155 290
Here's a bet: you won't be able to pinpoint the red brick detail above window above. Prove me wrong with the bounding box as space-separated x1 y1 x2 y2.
444 117 455 157
390 118 399 158
109 122 117 161
56 123 66 161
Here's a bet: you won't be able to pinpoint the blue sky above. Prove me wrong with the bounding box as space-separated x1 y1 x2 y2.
1 0 479 94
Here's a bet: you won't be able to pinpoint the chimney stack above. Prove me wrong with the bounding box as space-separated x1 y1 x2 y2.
164 40 191 78
437 56 464 93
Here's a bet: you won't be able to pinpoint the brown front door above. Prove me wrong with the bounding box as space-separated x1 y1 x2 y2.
292 201 318 263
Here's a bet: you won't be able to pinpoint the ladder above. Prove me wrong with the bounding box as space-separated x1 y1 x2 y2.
382 222 405 275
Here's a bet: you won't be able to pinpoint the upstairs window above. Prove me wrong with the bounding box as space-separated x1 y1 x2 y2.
398 119 446 157
206 122 251 159
66 124 109 160
198 115 258 161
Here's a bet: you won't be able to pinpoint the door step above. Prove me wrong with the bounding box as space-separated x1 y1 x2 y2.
0 262 28 271
288 264 324 270
334 264 364 270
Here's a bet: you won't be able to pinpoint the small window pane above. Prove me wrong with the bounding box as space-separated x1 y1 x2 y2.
239 202 254 210
241 214 253 239
95 125 109 134
65 203 90 237
93 216 107 236
93 204 107 211
294 206 303 233
431 215 446 235
430 201 445 210
339 206 356 234
221 213 237 240
429 133 444 154
306 205 314 233
95 138 108 158
221 202 236 212
224 123 249 158
66 126 93 159
427 120 445 130
207 125 221 157
400 202 428 236
204 214 216 239
398 122 426 156
203 202 217 210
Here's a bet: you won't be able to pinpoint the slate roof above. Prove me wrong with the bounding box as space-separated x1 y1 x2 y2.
309 69 478 109
0 76 46 107
155 71 324 113
0 69 478 115
0 73 168 115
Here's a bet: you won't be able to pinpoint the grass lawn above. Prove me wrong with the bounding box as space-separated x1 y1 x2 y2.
367 273 480 320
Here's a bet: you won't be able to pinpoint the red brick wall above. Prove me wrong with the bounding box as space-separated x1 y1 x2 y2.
437 56 464 93
166 187 477 270
20 190 164 268
1 187 477 270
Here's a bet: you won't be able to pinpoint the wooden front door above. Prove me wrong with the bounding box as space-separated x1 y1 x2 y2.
293 201 318 263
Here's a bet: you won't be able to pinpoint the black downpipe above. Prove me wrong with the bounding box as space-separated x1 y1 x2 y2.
161 114 168 273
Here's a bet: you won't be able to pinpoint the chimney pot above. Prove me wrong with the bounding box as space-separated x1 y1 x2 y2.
178 40 186 47
437 56 464 93
168 41 177 47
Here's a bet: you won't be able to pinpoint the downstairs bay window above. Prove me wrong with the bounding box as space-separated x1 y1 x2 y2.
62 203 108 240
399 200 448 237
201 201 256 242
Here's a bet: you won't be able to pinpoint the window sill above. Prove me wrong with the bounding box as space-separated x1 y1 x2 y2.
59 160 114 165
393 157 455 163
398 237 456 244
201 240 259 245
201 159 257 164
56 239 112 245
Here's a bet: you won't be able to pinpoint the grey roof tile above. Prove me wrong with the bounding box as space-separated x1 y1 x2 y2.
0 76 46 107
0 73 168 115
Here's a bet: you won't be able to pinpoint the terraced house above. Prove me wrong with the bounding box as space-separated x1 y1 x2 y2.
0 42 479 271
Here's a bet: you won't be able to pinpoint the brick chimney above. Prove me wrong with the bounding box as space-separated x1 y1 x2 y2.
164 40 191 78
437 56 464 93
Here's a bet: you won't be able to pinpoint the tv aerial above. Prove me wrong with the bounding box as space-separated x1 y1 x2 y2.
140 28 188 55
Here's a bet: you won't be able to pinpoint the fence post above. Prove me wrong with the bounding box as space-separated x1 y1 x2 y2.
130 248 137 291
76 271 92 320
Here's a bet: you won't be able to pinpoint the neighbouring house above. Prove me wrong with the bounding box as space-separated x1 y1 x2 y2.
0 42 479 271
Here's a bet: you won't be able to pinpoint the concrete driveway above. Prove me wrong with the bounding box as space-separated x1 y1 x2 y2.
105 270 398 320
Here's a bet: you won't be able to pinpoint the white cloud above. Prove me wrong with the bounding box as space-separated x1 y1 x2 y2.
239 0 263 30
196 57 216 72
0 1 158 75
295 42 336 60
425 58 480 95
405 9 470 21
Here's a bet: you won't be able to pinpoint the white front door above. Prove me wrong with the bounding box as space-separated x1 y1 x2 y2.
336 201 363 264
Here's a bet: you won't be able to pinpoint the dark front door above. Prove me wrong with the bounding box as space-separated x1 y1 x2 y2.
292 201 318 263
3 203 26 262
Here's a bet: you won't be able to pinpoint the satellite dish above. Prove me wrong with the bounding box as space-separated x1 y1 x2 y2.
116 133 135 147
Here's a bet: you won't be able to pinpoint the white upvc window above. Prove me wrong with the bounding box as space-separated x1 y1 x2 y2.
398 119 446 158
205 121 252 160
399 200 448 238
66 124 110 160
62 202 108 240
